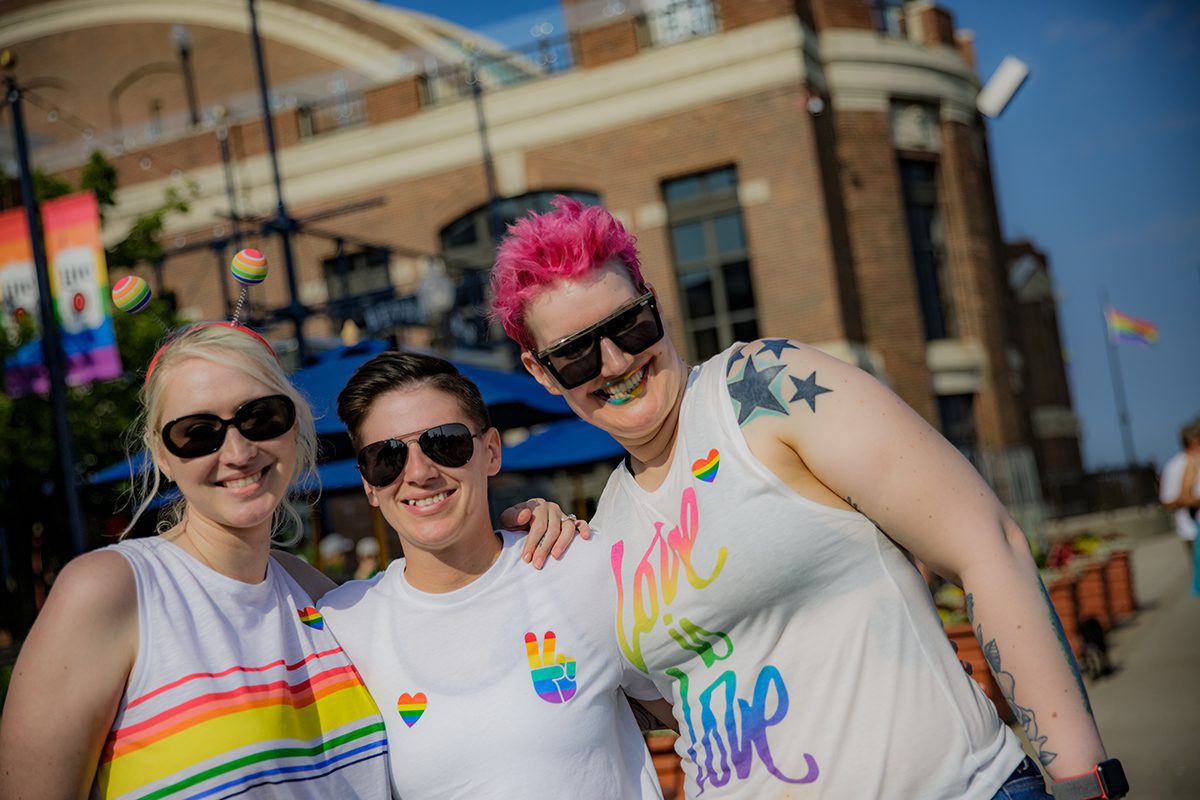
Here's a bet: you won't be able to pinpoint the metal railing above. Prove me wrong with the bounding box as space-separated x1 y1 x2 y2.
420 0 721 107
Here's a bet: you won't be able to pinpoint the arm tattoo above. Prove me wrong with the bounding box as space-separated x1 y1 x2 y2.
845 495 890 538
1038 579 1093 716
726 341 832 427
966 592 1058 767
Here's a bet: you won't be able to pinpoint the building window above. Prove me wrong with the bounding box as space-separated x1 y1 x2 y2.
439 190 600 275
937 393 977 452
663 166 758 361
870 0 906 36
323 246 392 326
642 0 718 46
898 158 952 340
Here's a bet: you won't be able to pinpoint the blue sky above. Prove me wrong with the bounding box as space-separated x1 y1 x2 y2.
385 0 1200 470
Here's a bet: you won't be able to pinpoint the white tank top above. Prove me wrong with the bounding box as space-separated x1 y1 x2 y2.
94 537 391 800
593 346 1025 798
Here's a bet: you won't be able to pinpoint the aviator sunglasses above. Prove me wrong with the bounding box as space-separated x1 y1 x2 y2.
532 291 664 389
357 423 484 488
161 395 297 458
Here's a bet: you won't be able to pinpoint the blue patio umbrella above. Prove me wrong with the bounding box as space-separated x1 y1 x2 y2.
500 418 625 471
290 341 573 434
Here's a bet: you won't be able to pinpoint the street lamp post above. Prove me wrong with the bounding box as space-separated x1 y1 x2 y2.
466 53 504 243
171 24 200 128
213 104 240 318
2 53 88 557
246 0 309 364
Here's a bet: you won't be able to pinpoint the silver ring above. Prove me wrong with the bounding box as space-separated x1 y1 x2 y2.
565 514 578 522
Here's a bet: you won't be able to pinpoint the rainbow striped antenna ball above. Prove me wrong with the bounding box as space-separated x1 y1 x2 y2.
111 275 151 313
231 248 269 285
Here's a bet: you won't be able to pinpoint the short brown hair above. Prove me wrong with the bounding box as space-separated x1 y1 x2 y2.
336 351 491 449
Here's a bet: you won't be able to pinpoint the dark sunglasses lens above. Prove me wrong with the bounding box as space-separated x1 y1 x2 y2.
359 440 408 487
420 423 476 468
235 396 296 442
551 342 603 389
609 302 663 354
166 416 225 457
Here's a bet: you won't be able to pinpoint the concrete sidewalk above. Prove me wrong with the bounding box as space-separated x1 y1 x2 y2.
1086 532 1200 798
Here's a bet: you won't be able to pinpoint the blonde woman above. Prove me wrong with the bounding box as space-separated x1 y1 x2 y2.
0 323 580 799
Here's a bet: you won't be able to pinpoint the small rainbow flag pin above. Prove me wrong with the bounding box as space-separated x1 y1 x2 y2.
297 606 324 630
691 449 720 483
396 692 427 728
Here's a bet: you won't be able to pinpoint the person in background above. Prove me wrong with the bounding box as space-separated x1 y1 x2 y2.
318 351 674 799
0 323 582 800
489 197 1124 800
1159 417 1200 594
318 531 355 583
353 536 382 581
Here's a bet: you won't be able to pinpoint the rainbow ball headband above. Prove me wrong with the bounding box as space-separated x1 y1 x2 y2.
111 248 276 383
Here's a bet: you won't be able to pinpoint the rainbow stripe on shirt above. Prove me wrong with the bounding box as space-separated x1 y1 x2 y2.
94 647 387 800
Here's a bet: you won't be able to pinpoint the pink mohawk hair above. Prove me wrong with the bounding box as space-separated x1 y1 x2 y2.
490 195 644 350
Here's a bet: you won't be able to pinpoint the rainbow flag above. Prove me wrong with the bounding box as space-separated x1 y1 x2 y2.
1105 306 1158 346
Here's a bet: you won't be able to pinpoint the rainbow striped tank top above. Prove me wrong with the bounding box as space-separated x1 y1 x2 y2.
94 538 390 800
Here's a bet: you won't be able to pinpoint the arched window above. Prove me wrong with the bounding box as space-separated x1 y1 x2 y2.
437 190 600 349
438 190 601 275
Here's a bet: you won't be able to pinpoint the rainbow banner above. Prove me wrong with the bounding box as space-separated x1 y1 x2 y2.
1105 306 1158 347
1 191 122 396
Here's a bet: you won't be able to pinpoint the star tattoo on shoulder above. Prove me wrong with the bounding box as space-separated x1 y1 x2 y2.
726 346 747 375
757 338 800 359
789 371 832 412
727 354 787 425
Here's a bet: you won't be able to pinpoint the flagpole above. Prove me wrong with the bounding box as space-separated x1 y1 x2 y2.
1099 288 1137 466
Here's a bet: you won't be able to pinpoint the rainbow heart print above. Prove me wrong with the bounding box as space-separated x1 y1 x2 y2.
691 449 720 482
297 606 324 630
397 692 427 728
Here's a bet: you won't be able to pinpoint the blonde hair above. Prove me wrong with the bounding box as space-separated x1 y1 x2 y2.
123 324 318 542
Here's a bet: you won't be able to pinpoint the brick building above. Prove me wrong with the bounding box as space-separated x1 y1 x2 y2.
1 0 1082 522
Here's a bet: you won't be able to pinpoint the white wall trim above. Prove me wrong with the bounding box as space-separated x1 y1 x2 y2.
106 17 816 237
819 29 978 118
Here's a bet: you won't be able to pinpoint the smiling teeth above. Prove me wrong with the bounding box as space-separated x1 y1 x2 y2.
223 474 259 489
406 491 449 508
600 367 646 401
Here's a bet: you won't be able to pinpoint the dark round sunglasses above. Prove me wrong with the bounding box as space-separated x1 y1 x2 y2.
161 395 297 458
532 291 664 389
356 422 484 488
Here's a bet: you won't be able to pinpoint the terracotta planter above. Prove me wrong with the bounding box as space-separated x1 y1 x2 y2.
1103 550 1136 620
1044 574 1084 659
943 622 1015 724
646 734 685 799
1074 561 1112 631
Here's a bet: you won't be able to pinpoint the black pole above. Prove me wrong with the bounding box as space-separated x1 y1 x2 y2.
246 0 308 364
4 71 87 557
1099 289 1137 466
468 57 504 242
215 117 240 318
178 44 199 127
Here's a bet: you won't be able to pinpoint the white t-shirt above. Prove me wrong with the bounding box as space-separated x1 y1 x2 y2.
1159 450 1199 541
319 531 664 800
592 345 1025 798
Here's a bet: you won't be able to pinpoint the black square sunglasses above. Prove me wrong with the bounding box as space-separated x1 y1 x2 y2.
532 291 664 389
161 395 296 458
357 423 484 488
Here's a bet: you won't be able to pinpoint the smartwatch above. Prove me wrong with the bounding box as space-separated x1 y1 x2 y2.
1051 759 1129 800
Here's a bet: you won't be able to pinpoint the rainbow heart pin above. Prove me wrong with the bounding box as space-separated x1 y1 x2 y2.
691 449 720 483
297 606 324 630
397 692 427 728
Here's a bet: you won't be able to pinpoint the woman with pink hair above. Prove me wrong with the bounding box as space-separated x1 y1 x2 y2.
490 197 1121 800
